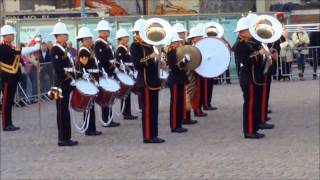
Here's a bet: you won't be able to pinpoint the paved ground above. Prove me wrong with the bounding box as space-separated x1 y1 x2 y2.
1 80 319 180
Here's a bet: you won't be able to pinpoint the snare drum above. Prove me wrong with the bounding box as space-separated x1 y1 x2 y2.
96 77 120 107
71 79 98 112
131 71 140 95
159 69 169 88
116 72 135 99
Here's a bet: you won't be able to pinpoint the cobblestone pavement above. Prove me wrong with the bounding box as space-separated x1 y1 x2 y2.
1 80 319 180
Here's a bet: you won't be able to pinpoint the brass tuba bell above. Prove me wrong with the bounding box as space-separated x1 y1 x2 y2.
248 14 283 44
204 22 224 38
140 17 173 46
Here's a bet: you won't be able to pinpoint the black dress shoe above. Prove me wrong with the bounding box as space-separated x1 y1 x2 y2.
3 125 20 131
58 140 79 146
123 115 138 120
171 127 188 133
105 121 120 127
267 109 272 114
194 112 208 117
259 123 275 129
203 106 218 111
244 133 265 139
85 131 102 136
182 119 198 125
143 137 165 144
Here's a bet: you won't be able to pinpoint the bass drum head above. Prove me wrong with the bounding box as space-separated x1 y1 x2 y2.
116 72 135 86
75 79 98 95
99 77 120 92
195 37 231 78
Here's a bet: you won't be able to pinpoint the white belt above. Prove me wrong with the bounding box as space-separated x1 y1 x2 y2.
124 62 134 66
64 68 76 72
87 69 99 73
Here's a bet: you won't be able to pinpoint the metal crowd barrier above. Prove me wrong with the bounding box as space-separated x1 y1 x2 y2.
275 46 320 80
14 62 54 107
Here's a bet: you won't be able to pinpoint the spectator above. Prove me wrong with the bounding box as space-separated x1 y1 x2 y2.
20 43 33 104
39 42 52 94
280 30 294 80
67 41 77 58
292 28 310 80
309 31 320 79
47 41 53 50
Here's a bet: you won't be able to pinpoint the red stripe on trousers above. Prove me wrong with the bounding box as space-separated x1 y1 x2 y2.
144 88 150 139
183 85 186 120
248 83 254 134
172 84 177 129
2 82 8 128
261 75 268 123
204 78 208 107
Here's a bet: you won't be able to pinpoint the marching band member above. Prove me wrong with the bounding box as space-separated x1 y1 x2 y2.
130 19 147 112
130 18 165 143
172 23 198 125
50 22 78 146
115 28 138 120
0 25 24 131
94 20 120 127
186 27 207 118
202 23 220 111
76 27 102 136
234 16 268 139
246 13 275 130
166 31 188 133
172 23 187 44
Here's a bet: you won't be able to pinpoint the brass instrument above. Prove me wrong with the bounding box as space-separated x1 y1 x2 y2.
248 14 283 74
48 87 63 100
140 17 173 62
204 22 224 38
175 45 201 71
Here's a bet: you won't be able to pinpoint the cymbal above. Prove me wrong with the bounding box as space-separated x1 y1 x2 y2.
176 45 202 71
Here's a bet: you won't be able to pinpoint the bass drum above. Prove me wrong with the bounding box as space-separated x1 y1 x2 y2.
96 77 120 108
71 79 98 112
195 37 231 78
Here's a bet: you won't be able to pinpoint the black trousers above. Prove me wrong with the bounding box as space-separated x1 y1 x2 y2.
170 84 185 130
240 76 261 135
121 93 132 116
191 76 204 114
102 107 112 123
1 79 18 128
204 78 214 108
141 87 159 139
56 84 72 141
84 104 96 133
